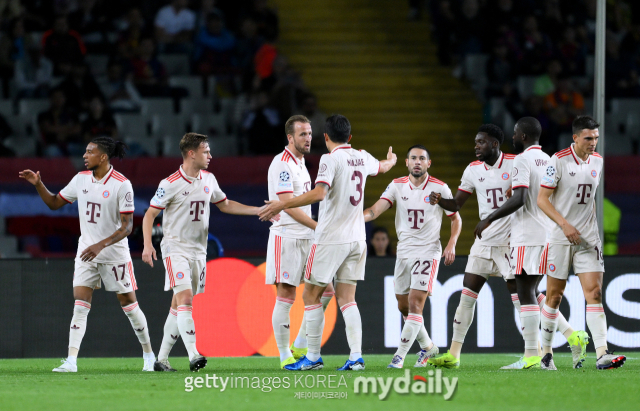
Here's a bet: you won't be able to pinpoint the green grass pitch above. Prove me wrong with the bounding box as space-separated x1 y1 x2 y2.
1 353 638 411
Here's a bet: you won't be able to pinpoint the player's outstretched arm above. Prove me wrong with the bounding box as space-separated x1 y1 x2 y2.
278 193 317 230
80 213 134 262
142 207 162 267
215 199 263 216
537 186 581 245
364 199 391 223
429 189 470 213
258 183 329 222
474 187 527 239
443 212 462 265
377 146 397 174
19 169 68 210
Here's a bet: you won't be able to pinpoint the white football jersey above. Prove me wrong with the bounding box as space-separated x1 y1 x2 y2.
150 166 226 259
381 174 457 258
268 148 313 239
540 144 603 246
59 167 134 263
510 145 552 246
314 144 380 244
459 152 515 246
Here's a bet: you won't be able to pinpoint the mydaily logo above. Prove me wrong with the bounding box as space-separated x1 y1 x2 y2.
354 369 457 400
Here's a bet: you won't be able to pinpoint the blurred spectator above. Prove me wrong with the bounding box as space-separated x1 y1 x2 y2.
195 0 223 30
296 93 326 152
154 0 196 53
15 44 54 99
407 0 422 21
485 41 517 99
544 74 585 134
433 0 456 65
264 55 305 121
0 17 31 97
557 26 587 76
235 17 263 91
533 59 562 97
368 226 393 257
605 36 640 98
68 0 110 52
81 96 118 143
42 15 86 76
249 0 278 41
455 0 485 59
241 90 279 154
37 88 82 157
194 11 236 76
519 15 554 75
487 0 520 42
116 8 149 61
98 61 142 112
59 63 104 113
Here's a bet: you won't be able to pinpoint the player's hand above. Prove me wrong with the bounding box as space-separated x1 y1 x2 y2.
80 243 105 262
429 192 441 205
443 244 456 266
474 219 491 240
258 200 285 222
270 213 281 223
142 245 157 267
19 169 41 186
506 187 513 199
562 223 581 245
387 146 397 165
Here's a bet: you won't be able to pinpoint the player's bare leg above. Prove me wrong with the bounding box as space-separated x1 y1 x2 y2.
53 286 94 372
292 282 334 358
116 291 155 371
273 282 296 368
578 271 626 369
175 288 207 371
390 289 437 368
335 281 364 370
156 295 179 371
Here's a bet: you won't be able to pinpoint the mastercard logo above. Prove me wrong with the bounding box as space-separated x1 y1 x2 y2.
193 258 337 357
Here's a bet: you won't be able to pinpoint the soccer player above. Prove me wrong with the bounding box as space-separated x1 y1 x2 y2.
537 116 626 370
474 117 588 370
266 115 334 369
19 137 155 373
259 114 397 371
363 145 461 368
142 133 268 372
427 124 518 369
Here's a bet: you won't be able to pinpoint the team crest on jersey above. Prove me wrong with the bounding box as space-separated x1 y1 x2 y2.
102 190 110 198
546 166 556 177
424 195 429 203
176 272 184 279
591 170 597 178
279 171 290 182
502 172 509 180
319 163 327 174
125 192 133 202
549 264 556 272
283 272 289 279
204 186 210 194
156 188 165 198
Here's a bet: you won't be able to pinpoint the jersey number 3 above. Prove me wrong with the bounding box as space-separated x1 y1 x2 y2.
350 171 363 206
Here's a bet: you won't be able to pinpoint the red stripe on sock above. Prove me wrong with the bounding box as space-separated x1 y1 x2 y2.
276 296 294 305
340 302 357 312
462 288 478 299
304 304 322 311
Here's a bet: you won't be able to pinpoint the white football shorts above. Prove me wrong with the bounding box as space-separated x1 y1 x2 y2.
465 242 512 280
304 241 367 286
163 255 206 295
265 231 312 286
73 258 137 294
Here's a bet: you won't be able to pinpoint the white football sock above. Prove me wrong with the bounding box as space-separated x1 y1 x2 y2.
67 355 77 365
68 300 91 353
403 315 432 350
537 293 573 337
452 288 477 344
272 297 294 361
586 304 608 350
395 314 423 359
540 304 559 349
304 304 324 362
177 305 200 360
520 305 540 355
340 302 362 359
511 293 521 314
158 308 178 361
295 291 333 349
122 302 151 351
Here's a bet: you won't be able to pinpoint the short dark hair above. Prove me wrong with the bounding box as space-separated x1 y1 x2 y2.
478 124 504 144
516 117 542 140
572 115 599 135
91 136 128 160
406 144 430 159
324 114 351 143
285 115 310 137
179 133 208 157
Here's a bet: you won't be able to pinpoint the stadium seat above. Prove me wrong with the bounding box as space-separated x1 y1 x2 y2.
114 113 158 156
488 97 506 124
5 115 30 137
161 134 183 157
151 113 188 139
604 133 632 155
169 76 203 99
190 113 226 136
19 99 49 116
464 54 489 96
157 54 190 76
517 76 537 100
85 54 109 77
209 135 239 157
206 76 217 97
141 98 174 117
610 99 640 135
0 99 13 116
4 136 37 157
180 98 214 115
586 54 595 78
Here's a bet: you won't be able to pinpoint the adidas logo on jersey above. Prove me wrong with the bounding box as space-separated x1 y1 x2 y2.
186 330 195 335
182 191 190 196
478 177 485 182
420 281 427 286
171 334 178 340
134 327 145 332
401 197 409 201
543 328 553 333
82 189 88 194
401 338 410 343
283 324 290 329
71 325 80 329
453 319 461 324
123 283 130 287
569 172 576 176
